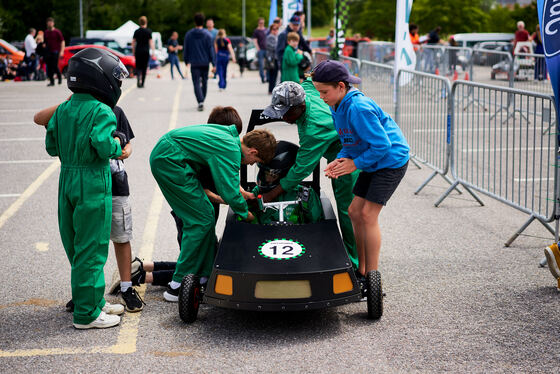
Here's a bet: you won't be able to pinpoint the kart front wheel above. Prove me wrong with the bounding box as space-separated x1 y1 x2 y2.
179 274 201 323
366 270 383 320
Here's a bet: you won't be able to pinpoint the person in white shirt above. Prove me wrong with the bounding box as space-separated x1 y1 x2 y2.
24 28 38 80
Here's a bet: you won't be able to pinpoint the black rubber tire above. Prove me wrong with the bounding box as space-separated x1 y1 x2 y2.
366 270 383 320
178 274 200 323
490 72 496 80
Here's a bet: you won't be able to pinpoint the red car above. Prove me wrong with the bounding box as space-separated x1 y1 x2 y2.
59 44 136 78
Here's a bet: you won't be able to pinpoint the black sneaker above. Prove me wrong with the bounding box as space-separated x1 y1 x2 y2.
119 287 145 312
197 103 204 112
66 300 74 312
163 285 180 302
130 257 145 286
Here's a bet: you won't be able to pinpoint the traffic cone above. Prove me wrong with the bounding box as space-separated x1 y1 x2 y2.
452 70 458 81
464 71 469 81
157 73 161 79
435 67 440 75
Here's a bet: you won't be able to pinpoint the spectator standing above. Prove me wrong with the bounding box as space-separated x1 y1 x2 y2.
35 31 47 81
132 16 155 88
167 31 184 80
44 17 64 87
409 23 420 51
206 18 218 41
326 28 335 51
24 28 37 80
214 29 236 91
513 20 530 53
281 32 303 83
532 24 547 80
424 26 441 73
276 15 311 74
252 17 268 84
266 23 279 94
184 12 216 111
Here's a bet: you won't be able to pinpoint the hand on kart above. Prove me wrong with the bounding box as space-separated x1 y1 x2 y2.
262 185 284 203
245 211 256 222
240 188 256 201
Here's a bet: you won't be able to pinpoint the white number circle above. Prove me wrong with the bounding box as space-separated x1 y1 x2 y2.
258 239 304 260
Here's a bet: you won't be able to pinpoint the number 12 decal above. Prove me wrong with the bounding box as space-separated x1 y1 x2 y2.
258 239 305 260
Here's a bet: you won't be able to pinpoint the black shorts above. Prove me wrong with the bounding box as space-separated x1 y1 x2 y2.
353 162 408 205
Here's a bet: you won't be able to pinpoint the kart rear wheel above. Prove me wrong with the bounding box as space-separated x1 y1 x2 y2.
179 274 201 323
366 270 383 320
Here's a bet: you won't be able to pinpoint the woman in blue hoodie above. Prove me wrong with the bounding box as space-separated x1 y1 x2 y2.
311 60 409 292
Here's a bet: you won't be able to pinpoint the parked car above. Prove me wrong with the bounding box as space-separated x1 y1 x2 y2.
70 37 132 56
472 41 512 65
59 45 136 78
0 39 25 65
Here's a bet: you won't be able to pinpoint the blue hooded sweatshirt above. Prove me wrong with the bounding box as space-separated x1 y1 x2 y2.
183 28 216 67
332 89 409 172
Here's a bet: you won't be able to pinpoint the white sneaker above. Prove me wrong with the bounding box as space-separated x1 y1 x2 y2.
73 311 120 329
102 302 125 315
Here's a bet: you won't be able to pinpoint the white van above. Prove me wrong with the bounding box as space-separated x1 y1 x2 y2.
451 33 514 48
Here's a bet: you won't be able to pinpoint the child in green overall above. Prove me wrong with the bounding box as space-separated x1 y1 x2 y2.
44 48 129 329
261 80 359 270
281 32 304 83
150 125 276 302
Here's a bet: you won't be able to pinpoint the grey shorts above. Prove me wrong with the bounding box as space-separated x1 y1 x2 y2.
110 195 133 243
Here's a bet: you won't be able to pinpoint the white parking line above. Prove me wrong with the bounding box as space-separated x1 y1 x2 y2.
0 138 44 142
0 160 53 164
0 122 32 126
0 109 39 112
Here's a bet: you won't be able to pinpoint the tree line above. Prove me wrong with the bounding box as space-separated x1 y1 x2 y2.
0 0 539 44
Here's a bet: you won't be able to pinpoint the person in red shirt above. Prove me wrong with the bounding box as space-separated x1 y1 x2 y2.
409 23 420 52
513 20 530 52
44 17 64 87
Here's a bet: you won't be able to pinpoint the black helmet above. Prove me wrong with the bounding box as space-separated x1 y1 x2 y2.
67 47 129 108
257 141 299 193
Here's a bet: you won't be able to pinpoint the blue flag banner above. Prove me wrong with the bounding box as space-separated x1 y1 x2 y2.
537 0 560 119
269 0 278 26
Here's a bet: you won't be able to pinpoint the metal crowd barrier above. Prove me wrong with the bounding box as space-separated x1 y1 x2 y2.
359 61 395 119
396 69 463 194
436 80 558 246
415 45 472 81
339 56 361 84
357 41 394 64
312 51 331 67
512 52 553 95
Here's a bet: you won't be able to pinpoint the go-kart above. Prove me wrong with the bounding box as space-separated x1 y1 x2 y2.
177 110 383 323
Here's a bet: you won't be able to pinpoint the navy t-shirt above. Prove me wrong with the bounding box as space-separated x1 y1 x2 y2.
167 38 178 55
252 28 267 50
111 106 135 196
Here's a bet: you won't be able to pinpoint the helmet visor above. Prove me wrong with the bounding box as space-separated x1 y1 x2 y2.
112 60 129 80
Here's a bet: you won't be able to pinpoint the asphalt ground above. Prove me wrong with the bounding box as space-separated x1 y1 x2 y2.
0 64 559 373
